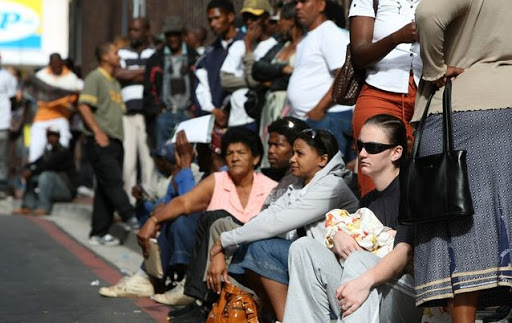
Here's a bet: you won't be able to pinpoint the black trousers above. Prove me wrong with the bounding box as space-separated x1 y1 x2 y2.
184 210 242 302
84 137 134 237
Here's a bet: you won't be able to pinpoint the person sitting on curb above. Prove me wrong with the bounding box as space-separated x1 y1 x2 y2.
99 130 205 299
99 127 277 304
14 127 77 216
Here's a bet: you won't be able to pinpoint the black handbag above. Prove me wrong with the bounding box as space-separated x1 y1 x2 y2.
399 79 474 225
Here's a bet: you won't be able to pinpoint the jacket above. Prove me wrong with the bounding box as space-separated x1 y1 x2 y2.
25 143 77 196
220 152 359 248
142 45 198 118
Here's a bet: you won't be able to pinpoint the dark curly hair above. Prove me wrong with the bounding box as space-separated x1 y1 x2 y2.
267 117 309 146
221 127 263 169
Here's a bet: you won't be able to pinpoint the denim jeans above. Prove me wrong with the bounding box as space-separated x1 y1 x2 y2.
155 110 189 148
307 110 355 162
22 171 73 213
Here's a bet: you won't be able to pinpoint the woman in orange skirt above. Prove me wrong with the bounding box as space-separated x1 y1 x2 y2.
349 0 422 196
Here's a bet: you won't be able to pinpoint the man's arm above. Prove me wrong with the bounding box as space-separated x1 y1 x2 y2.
77 103 109 147
306 78 337 121
114 68 145 84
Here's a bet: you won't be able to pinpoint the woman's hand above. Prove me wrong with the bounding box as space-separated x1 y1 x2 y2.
210 238 225 260
391 21 417 44
136 205 163 258
331 230 363 259
206 252 230 294
434 66 465 88
336 275 373 317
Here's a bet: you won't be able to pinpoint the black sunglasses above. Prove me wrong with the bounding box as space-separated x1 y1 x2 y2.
356 140 397 154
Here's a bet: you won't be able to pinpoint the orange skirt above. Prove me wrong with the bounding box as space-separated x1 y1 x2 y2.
352 75 416 196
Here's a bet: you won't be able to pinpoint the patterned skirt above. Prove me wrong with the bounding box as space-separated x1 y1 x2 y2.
414 108 512 307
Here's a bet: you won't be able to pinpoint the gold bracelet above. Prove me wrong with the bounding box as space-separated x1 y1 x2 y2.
150 216 158 224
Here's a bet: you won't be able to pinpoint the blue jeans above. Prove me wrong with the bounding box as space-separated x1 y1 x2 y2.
155 110 189 148
229 238 293 285
22 171 73 212
141 213 201 281
307 110 354 161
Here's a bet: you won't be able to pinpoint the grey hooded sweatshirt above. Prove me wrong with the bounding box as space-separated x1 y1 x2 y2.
220 151 359 249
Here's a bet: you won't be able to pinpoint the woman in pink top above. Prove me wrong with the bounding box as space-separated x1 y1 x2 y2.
138 127 277 257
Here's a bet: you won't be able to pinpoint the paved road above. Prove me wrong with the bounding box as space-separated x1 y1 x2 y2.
0 215 169 323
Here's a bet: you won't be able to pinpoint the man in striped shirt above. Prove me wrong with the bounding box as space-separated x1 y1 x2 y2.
115 18 156 205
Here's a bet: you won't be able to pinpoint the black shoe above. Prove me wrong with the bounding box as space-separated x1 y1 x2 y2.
168 300 210 322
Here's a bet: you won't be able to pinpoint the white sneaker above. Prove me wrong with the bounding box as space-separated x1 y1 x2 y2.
152 278 194 305
99 275 154 297
77 186 95 197
88 233 120 246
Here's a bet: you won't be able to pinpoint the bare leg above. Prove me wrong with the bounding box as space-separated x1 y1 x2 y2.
449 291 479 323
243 270 288 321
259 275 288 321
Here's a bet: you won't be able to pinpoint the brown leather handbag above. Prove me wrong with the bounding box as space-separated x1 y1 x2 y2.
331 44 366 106
331 0 378 106
206 283 259 323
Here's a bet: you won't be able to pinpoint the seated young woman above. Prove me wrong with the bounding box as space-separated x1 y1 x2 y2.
100 127 277 301
206 129 359 322
283 114 422 323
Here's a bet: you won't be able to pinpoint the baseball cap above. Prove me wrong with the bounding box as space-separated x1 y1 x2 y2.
151 143 176 163
240 0 272 16
162 16 184 34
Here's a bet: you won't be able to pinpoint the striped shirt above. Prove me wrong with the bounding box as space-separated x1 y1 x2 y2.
118 47 155 113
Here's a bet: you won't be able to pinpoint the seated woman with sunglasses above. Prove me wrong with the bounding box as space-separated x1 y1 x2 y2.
207 129 359 322
283 114 422 323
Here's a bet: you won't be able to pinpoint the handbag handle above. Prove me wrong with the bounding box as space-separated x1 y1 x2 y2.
411 79 454 158
442 79 454 152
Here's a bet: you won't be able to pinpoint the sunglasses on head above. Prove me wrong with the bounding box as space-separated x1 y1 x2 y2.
356 140 397 154
300 129 327 152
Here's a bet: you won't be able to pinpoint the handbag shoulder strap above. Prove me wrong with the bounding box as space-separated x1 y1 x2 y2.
411 79 455 158
442 79 454 151
411 86 436 158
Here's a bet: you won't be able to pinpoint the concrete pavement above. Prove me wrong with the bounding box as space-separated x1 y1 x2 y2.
0 199 169 323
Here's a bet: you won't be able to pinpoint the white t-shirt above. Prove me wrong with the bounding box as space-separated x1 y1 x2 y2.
0 68 17 130
349 0 422 93
220 37 278 126
287 21 352 119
